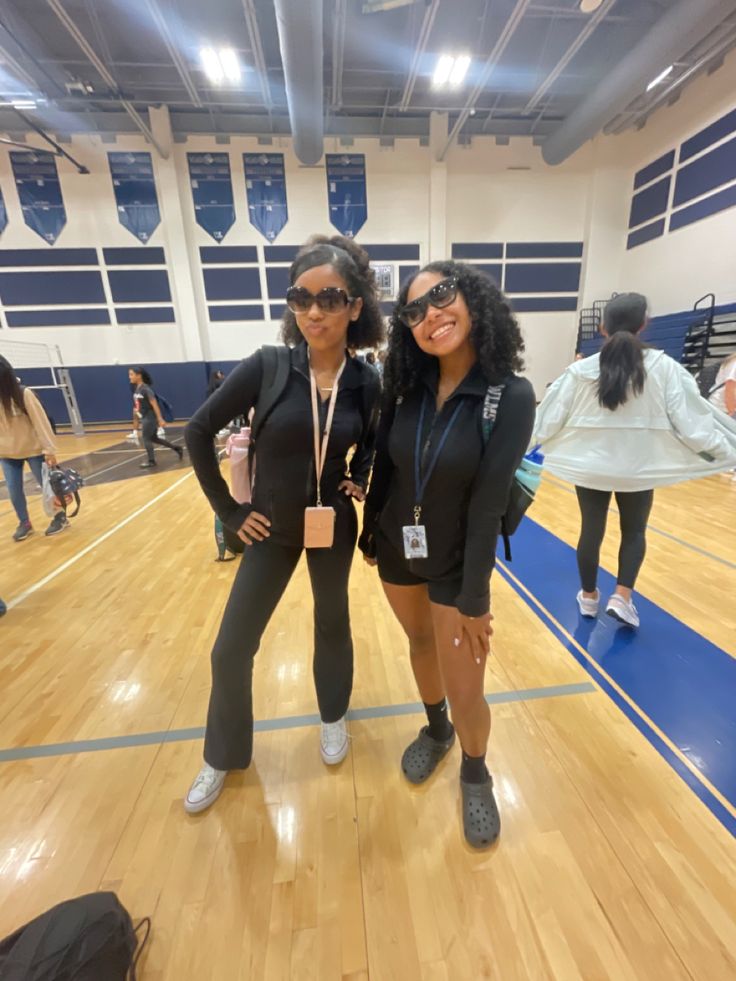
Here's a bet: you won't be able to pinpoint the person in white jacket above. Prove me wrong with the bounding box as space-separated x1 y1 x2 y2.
533 293 736 628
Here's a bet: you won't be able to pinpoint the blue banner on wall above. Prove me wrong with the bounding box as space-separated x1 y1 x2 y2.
108 152 161 244
10 151 66 244
0 186 7 236
243 153 288 242
325 154 367 238
187 152 235 242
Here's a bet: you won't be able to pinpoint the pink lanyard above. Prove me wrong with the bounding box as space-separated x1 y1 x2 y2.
309 358 346 507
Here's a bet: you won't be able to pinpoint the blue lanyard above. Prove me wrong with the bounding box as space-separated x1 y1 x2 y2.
413 394 464 522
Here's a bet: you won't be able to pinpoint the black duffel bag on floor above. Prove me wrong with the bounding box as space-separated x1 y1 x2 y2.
0 892 150 980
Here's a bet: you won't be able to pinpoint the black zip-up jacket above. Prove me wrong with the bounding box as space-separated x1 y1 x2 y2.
186 343 381 547
359 361 535 616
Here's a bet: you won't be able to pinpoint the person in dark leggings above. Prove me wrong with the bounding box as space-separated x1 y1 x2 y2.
575 487 653 618
128 367 183 469
534 292 736 628
359 262 535 848
183 235 384 814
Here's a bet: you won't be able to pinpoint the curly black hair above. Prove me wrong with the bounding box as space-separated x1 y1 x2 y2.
280 234 386 350
384 260 525 399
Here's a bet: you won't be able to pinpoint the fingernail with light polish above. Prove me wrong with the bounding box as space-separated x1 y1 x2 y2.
453 638 460 647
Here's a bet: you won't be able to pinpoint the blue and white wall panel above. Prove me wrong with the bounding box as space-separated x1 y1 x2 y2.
627 105 736 249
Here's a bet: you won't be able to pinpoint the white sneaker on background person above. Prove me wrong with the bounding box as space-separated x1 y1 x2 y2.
320 717 349 765
184 763 227 813
606 593 640 628
576 589 599 618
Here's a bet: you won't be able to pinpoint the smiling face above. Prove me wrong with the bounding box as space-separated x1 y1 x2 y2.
405 271 473 358
291 263 363 354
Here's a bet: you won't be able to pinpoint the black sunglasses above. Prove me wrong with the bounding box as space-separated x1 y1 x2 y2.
286 286 356 315
398 276 458 328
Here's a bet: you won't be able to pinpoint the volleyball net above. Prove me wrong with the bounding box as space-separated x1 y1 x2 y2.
0 337 84 435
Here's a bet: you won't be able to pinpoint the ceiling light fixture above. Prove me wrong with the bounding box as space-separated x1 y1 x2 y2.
200 46 241 86
449 55 471 88
646 64 673 91
433 54 454 88
10 100 37 110
200 47 224 84
219 48 241 84
579 0 604 11
433 54 471 89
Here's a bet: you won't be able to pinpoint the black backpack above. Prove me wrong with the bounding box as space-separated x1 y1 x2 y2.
155 392 175 423
696 362 724 399
0 892 150 980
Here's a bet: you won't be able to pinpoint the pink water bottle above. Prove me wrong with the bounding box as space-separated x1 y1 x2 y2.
226 427 252 504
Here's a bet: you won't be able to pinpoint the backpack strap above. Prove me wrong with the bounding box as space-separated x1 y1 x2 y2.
481 383 506 445
251 345 292 442
708 381 726 398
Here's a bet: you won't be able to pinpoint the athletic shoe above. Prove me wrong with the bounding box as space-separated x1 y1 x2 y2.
606 594 640 628
576 589 599 618
12 521 33 542
139 460 157 469
0 598 6 617
217 428 231 439
320 717 349 765
184 763 227 814
44 513 69 537
175 446 184 460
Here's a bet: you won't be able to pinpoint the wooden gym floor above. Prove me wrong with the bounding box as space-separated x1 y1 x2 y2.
1 428 734 980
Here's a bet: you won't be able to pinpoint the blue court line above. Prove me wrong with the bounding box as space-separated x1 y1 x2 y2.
543 475 736 570
0 682 595 763
497 519 736 837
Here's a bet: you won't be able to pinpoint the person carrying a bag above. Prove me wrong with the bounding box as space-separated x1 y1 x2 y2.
358 262 535 849
0 355 67 540
183 235 384 813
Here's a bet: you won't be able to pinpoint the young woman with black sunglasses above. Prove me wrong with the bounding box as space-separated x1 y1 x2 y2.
183 234 384 813
359 262 535 848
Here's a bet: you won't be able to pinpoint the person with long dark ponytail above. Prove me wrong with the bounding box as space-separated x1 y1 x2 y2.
128 366 183 468
0 355 67 540
534 292 736 628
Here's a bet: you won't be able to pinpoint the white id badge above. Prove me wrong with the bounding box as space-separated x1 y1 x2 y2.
402 525 429 560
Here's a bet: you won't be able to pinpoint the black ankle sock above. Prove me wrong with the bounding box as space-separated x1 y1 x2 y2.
461 751 489 784
424 699 453 741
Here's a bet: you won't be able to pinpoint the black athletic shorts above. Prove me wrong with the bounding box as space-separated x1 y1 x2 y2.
375 529 462 609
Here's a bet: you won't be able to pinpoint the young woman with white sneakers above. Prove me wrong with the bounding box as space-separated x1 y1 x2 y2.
183 235 383 813
533 292 736 628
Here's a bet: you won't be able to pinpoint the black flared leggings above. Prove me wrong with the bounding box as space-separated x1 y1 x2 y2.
203 502 357 770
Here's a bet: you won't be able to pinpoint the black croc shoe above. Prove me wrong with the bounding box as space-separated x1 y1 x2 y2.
401 726 455 784
461 775 501 848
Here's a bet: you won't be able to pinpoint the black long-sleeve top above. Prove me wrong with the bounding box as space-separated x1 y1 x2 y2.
359 361 535 616
186 343 381 547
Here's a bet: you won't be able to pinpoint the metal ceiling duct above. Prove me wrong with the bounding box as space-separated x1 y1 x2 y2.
273 0 324 166
542 0 735 165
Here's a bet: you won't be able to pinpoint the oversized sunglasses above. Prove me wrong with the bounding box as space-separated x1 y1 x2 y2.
286 286 356 315
398 276 458 328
